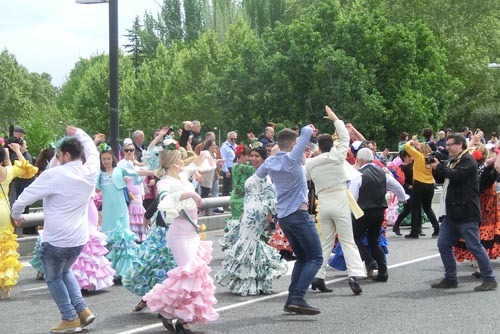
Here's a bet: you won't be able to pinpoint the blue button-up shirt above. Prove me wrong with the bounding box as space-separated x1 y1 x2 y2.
256 126 312 218
220 140 236 173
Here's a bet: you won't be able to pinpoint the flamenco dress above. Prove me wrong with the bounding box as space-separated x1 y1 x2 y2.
215 175 288 296
122 196 176 297
454 164 500 261
0 161 37 297
219 162 254 250
117 159 147 242
143 175 218 324
97 168 139 279
70 195 115 290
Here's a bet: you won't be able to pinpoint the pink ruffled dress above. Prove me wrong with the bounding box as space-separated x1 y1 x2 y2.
71 196 115 290
143 174 218 324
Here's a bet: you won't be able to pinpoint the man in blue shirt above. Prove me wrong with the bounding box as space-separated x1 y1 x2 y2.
256 124 323 315
219 131 237 202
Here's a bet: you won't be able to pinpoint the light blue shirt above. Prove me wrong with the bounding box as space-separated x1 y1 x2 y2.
256 126 312 218
220 141 236 173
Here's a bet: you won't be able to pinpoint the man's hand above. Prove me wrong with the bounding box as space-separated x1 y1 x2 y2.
323 105 339 122
183 121 193 131
430 159 439 170
66 126 77 136
11 215 24 227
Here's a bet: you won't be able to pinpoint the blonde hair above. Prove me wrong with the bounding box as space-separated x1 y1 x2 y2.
155 149 182 178
418 143 433 156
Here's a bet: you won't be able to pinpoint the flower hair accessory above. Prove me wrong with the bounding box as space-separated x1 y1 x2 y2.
249 139 263 150
123 138 133 146
99 143 112 152
235 144 246 158
0 137 4 147
163 138 180 151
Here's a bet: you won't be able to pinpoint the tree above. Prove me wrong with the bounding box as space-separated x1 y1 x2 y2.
124 16 145 76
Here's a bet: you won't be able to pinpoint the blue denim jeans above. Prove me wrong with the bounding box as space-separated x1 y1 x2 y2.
40 242 86 320
279 210 323 300
437 217 496 282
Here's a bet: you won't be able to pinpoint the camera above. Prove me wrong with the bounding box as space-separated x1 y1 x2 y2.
425 151 446 165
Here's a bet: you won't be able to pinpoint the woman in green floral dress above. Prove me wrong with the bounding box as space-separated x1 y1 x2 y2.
219 145 254 250
215 143 288 296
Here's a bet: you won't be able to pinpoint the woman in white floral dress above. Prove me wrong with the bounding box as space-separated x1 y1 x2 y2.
215 142 288 296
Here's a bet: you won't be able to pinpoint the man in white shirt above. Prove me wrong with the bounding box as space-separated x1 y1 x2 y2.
219 131 237 201
12 126 100 333
305 106 365 295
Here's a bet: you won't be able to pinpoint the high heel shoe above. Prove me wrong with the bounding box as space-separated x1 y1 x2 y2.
311 278 333 293
132 299 147 312
160 316 176 333
392 226 402 236
175 321 193 333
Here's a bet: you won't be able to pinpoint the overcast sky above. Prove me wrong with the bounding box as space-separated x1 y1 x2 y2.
0 0 162 87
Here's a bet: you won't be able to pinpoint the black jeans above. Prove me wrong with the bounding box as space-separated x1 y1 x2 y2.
410 180 439 234
221 167 232 197
394 193 412 228
352 208 386 269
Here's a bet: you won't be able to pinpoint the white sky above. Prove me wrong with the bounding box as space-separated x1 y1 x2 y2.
0 0 162 87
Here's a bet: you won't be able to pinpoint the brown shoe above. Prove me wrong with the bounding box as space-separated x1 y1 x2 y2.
50 318 82 333
78 308 95 328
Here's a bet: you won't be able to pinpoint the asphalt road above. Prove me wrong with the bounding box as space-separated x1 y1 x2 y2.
2 222 499 334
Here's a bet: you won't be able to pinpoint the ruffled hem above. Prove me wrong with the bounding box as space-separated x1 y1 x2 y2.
71 234 116 290
129 204 146 224
143 240 219 324
215 238 288 296
13 160 38 179
219 219 240 251
30 236 44 273
105 230 138 278
122 226 176 296
0 228 22 288
329 231 388 271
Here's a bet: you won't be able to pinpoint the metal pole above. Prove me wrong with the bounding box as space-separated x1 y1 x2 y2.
109 0 119 154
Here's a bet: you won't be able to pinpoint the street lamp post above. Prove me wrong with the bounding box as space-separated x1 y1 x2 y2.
214 127 221 147
76 0 120 154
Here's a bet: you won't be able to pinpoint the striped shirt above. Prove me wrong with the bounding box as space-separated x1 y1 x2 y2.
256 126 312 218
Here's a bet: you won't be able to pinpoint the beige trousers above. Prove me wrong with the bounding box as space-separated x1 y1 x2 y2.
316 189 366 279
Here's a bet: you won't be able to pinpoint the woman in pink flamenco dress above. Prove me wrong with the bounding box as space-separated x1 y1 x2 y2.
71 193 115 291
117 139 150 242
143 139 218 334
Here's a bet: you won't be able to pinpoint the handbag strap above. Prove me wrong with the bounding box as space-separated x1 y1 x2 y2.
0 183 10 208
180 208 200 233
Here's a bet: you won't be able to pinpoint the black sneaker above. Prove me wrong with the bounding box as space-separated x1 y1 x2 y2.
213 208 224 214
474 280 498 291
431 278 457 289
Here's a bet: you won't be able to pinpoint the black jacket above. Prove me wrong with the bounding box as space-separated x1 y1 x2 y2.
433 151 480 223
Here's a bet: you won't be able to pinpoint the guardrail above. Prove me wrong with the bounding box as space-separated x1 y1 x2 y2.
15 196 231 234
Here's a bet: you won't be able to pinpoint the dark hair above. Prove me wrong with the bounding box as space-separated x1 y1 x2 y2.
251 146 267 159
202 139 215 151
59 138 83 160
0 146 5 166
400 131 409 141
99 149 118 171
317 134 333 153
35 147 55 174
446 133 467 150
277 128 297 150
423 128 433 140
399 150 410 160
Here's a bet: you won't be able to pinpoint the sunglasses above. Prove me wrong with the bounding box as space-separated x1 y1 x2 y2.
124 148 135 153
229 138 237 141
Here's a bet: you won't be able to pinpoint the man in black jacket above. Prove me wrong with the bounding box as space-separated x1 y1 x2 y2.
430 133 497 291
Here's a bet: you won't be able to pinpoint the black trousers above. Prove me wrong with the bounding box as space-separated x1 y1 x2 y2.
352 208 386 269
410 180 439 234
221 167 232 197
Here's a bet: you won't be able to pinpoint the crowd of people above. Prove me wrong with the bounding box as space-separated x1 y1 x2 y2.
0 114 499 333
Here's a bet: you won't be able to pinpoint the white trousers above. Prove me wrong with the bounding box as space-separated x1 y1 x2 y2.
316 189 366 279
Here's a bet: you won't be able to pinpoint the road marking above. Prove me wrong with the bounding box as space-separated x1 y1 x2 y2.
115 253 440 334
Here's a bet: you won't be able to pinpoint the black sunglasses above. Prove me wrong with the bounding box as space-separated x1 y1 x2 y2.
124 148 135 153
